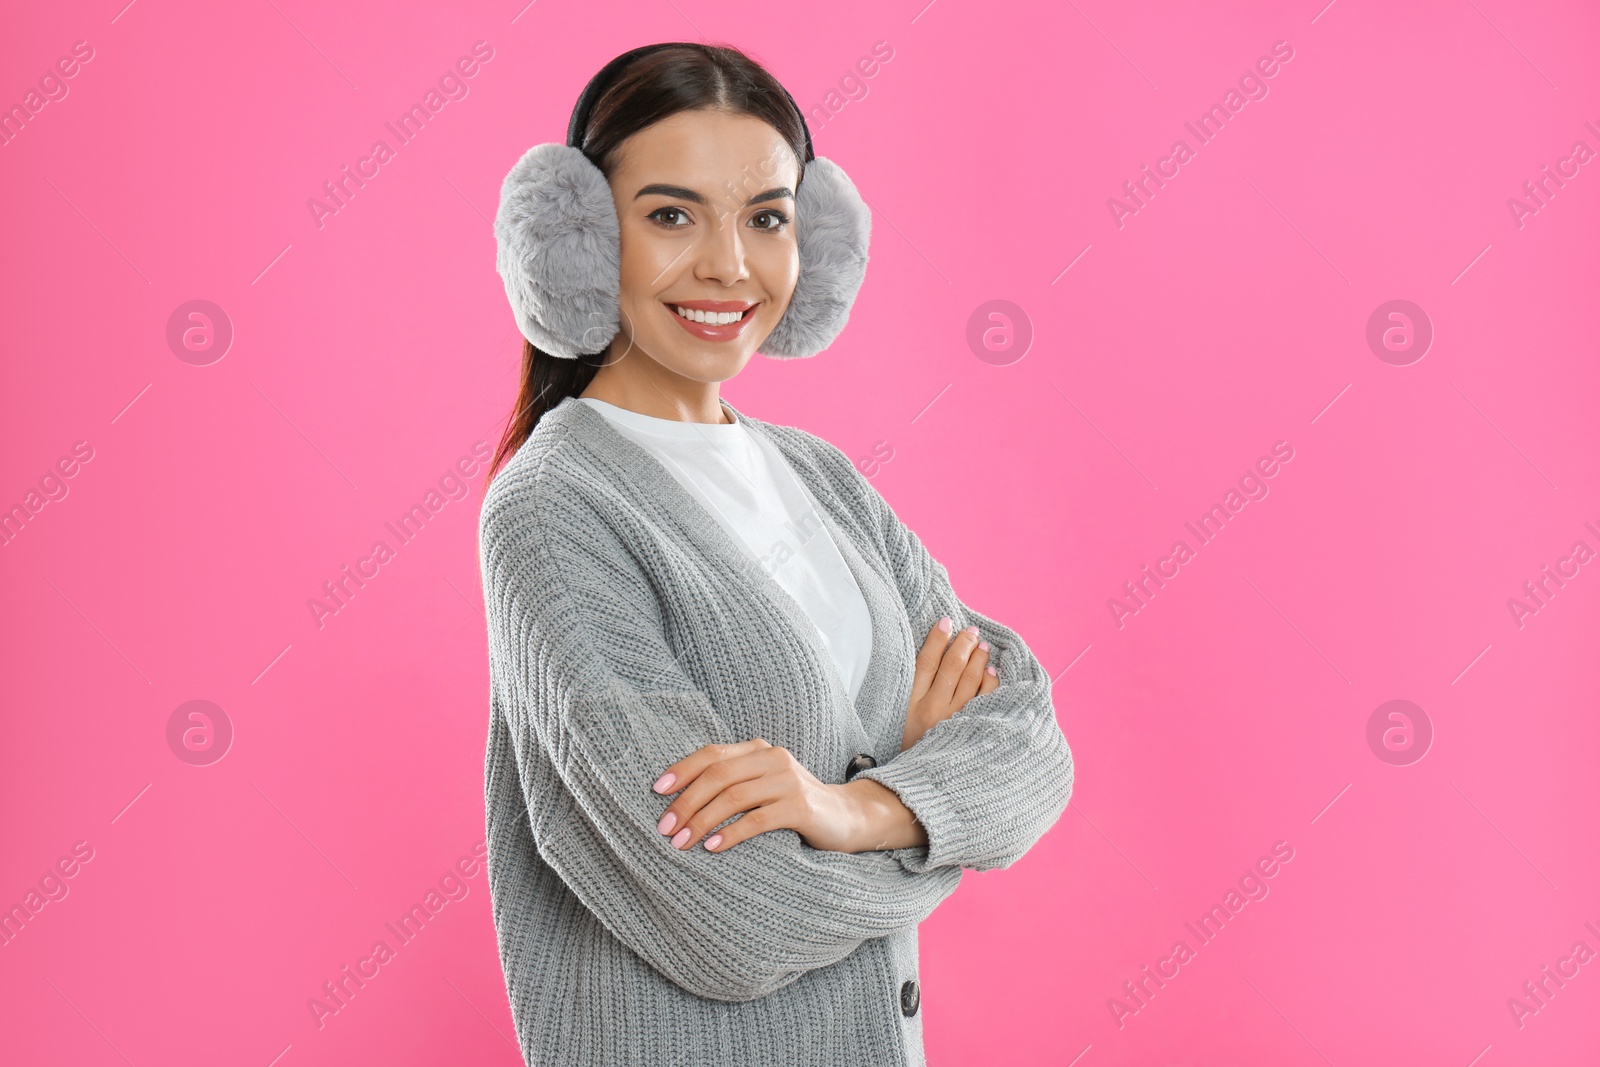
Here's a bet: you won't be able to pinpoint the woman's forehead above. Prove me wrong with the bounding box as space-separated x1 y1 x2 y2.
611 110 801 189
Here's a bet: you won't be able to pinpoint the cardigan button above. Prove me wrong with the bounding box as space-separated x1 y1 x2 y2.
844 753 877 781
900 979 920 1017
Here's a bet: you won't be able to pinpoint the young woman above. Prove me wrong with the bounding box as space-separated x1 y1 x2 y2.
478 42 1073 1067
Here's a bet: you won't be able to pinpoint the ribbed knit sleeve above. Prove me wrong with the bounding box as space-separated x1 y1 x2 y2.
479 454 962 1004
802 438 1075 875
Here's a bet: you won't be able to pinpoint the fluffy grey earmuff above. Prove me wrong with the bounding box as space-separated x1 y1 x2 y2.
494 144 621 360
493 144 871 360
757 157 871 360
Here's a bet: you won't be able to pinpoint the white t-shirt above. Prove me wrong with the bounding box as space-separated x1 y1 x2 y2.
577 396 874 704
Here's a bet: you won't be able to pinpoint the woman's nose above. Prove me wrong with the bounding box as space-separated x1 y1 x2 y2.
693 207 750 284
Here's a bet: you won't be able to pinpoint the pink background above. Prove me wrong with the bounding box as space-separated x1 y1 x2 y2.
3 0 1597 1063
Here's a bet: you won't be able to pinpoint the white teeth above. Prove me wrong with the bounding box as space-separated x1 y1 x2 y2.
672 305 747 325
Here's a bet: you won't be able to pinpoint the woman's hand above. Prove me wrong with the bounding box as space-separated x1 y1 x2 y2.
901 616 999 752
651 740 877 854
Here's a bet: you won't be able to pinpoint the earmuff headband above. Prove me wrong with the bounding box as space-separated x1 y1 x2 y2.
493 43 869 361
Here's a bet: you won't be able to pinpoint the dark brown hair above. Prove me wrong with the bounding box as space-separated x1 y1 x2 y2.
484 42 810 488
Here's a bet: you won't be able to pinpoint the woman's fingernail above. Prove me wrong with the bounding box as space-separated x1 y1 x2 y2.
653 773 676 793
671 827 691 849
937 617 952 634
986 665 997 676
658 811 677 835
965 626 979 636
704 834 723 851
979 641 990 651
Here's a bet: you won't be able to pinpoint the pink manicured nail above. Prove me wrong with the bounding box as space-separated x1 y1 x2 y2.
937 617 952 633
658 811 677 835
979 641 990 651
671 827 691 849
986 665 997 676
653 772 676 793
965 626 979 636
704 834 723 851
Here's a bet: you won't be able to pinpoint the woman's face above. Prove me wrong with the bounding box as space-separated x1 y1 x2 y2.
600 108 802 385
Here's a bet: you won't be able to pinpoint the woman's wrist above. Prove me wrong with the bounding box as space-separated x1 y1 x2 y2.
839 777 928 852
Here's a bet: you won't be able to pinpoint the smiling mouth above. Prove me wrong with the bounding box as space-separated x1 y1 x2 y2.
666 303 757 326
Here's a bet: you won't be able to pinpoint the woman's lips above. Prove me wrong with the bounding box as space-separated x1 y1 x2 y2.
665 302 757 343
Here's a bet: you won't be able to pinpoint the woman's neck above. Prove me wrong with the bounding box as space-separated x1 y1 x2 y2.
579 368 730 425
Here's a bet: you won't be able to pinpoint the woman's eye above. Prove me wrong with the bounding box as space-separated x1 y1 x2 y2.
648 207 690 228
750 209 790 232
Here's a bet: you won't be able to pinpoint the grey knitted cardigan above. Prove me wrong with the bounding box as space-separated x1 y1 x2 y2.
477 395 1074 1066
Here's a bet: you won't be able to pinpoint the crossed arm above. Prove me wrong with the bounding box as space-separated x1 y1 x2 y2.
479 447 1073 1000
803 436 1076 875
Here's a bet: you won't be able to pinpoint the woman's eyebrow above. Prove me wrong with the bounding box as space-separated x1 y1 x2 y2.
634 183 794 206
